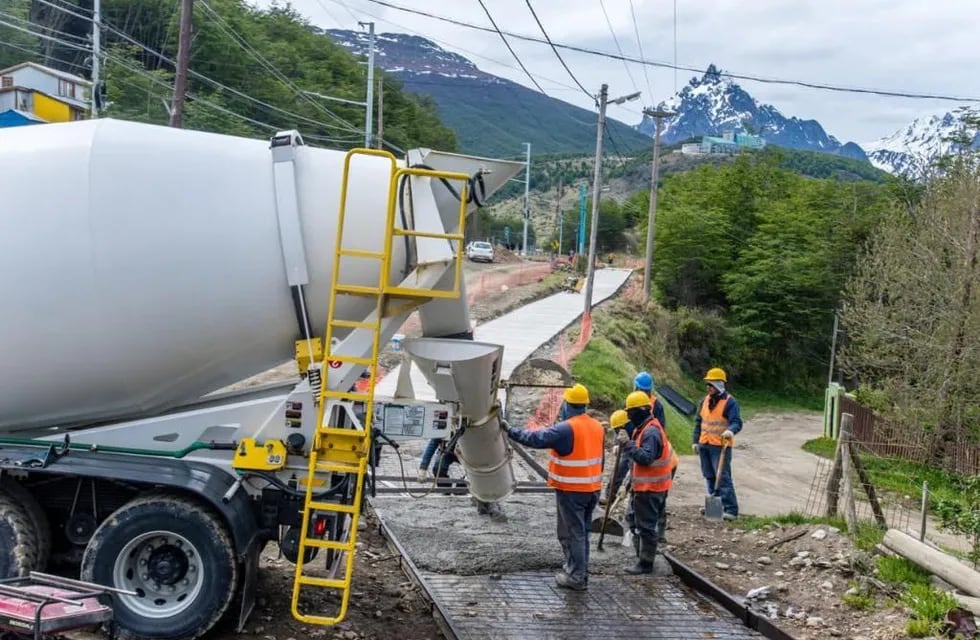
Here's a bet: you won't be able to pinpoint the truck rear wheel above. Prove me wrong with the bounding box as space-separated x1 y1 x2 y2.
0 480 51 570
80 493 238 640
0 488 40 578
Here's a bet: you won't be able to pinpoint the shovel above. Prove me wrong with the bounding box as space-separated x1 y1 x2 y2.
704 441 730 521
592 445 625 546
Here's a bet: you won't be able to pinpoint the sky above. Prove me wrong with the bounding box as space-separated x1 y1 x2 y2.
262 0 980 145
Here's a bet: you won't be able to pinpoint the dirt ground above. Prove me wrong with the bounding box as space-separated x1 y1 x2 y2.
667 411 826 516
210 510 444 640
663 509 909 640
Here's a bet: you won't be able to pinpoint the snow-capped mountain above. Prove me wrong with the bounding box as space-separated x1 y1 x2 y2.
863 111 980 177
323 29 652 157
638 65 867 160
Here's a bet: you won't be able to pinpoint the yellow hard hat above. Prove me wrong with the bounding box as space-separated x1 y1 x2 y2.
625 390 652 410
704 367 727 383
609 409 629 429
563 383 590 405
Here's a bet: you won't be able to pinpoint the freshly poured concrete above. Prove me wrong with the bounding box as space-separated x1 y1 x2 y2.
372 493 648 576
375 267 632 401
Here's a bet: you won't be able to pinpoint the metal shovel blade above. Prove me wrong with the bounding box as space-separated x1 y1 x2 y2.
704 494 724 521
590 515 624 536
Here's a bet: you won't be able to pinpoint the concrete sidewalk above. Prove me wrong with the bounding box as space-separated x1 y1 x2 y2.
376 267 632 401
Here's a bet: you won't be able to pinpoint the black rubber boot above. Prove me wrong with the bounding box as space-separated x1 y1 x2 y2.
625 560 654 575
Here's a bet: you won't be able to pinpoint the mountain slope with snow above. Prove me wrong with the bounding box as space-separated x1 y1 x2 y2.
863 111 979 177
638 65 867 160
325 29 653 157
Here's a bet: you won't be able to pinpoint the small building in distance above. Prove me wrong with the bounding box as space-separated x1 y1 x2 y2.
0 61 90 127
681 131 766 155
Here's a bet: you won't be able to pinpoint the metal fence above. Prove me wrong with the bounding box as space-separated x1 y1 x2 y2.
833 393 980 476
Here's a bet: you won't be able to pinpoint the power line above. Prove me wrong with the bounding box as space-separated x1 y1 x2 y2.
475 0 546 94
598 0 637 93
198 2 380 142
627 0 653 100
359 0 980 103
522 0 592 99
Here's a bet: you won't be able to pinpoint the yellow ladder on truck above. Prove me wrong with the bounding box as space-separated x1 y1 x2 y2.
291 148 471 626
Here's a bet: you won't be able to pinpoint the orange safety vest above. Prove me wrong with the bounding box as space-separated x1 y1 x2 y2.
631 418 674 493
646 393 678 470
547 414 605 492
698 395 731 446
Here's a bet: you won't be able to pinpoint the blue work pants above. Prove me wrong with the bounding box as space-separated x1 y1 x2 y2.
555 490 600 585
631 491 667 563
698 443 738 516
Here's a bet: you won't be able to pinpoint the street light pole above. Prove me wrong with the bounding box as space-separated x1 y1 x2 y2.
583 85 641 316
641 107 676 304
359 21 376 148
90 0 100 117
522 142 531 256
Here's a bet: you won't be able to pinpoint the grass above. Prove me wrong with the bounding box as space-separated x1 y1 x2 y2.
801 437 965 512
876 556 930 586
571 336 694 454
727 510 846 531
843 583 877 611
901 583 958 637
734 387 824 419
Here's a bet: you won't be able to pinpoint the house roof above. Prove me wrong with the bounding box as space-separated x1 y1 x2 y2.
0 61 92 87
0 109 47 127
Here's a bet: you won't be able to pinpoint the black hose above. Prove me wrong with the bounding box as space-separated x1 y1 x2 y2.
247 471 350 499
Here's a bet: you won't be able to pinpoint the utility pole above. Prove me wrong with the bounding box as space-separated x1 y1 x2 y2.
828 310 839 386
376 74 384 149
578 184 586 256
169 0 193 128
641 108 675 303
522 142 531 256
90 0 100 117
555 176 563 255
583 85 640 316
359 21 375 148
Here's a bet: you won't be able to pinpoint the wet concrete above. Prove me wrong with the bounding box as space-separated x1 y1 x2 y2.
372 493 645 576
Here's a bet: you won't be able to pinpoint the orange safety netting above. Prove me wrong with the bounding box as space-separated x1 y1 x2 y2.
524 311 594 430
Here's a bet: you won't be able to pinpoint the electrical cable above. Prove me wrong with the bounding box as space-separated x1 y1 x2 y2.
522 0 593 99
598 0 638 93
475 0 546 94
360 0 980 103
627 0 654 100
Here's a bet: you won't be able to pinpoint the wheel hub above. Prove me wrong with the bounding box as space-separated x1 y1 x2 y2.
146 545 188 586
112 531 204 619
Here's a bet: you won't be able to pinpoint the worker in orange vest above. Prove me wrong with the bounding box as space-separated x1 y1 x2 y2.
630 371 677 541
618 391 674 574
693 367 743 520
504 383 605 591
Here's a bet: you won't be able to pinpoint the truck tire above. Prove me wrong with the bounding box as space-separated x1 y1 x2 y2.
80 493 239 640
0 488 40 578
0 480 51 570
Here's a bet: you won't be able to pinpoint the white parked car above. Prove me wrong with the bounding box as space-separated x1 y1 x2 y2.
466 241 495 263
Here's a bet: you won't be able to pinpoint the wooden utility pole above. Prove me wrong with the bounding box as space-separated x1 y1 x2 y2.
641 108 675 303
555 176 563 255
169 0 193 128
376 75 384 149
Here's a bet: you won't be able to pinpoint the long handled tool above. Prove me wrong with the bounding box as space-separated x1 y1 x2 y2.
704 441 730 521
593 444 624 549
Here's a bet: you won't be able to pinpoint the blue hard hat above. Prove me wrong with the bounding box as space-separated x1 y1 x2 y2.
634 371 654 392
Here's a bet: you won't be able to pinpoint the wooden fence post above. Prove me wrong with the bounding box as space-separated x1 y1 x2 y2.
839 413 858 534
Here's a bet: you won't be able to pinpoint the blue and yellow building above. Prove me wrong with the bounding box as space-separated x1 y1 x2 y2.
0 62 90 127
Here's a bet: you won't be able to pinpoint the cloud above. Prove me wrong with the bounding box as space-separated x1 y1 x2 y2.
266 0 980 144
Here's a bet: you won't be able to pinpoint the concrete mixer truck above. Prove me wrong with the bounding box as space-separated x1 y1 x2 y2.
0 118 524 640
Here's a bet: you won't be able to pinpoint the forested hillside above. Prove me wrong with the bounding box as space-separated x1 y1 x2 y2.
0 0 457 151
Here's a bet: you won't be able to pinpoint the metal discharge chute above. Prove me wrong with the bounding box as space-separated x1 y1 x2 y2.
402 338 516 503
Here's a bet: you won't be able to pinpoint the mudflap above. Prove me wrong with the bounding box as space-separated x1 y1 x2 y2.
237 538 262 633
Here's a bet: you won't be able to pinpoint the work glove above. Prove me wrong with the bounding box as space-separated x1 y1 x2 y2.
417 468 430 484
692 444 700 454
722 429 734 440
616 429 629 445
